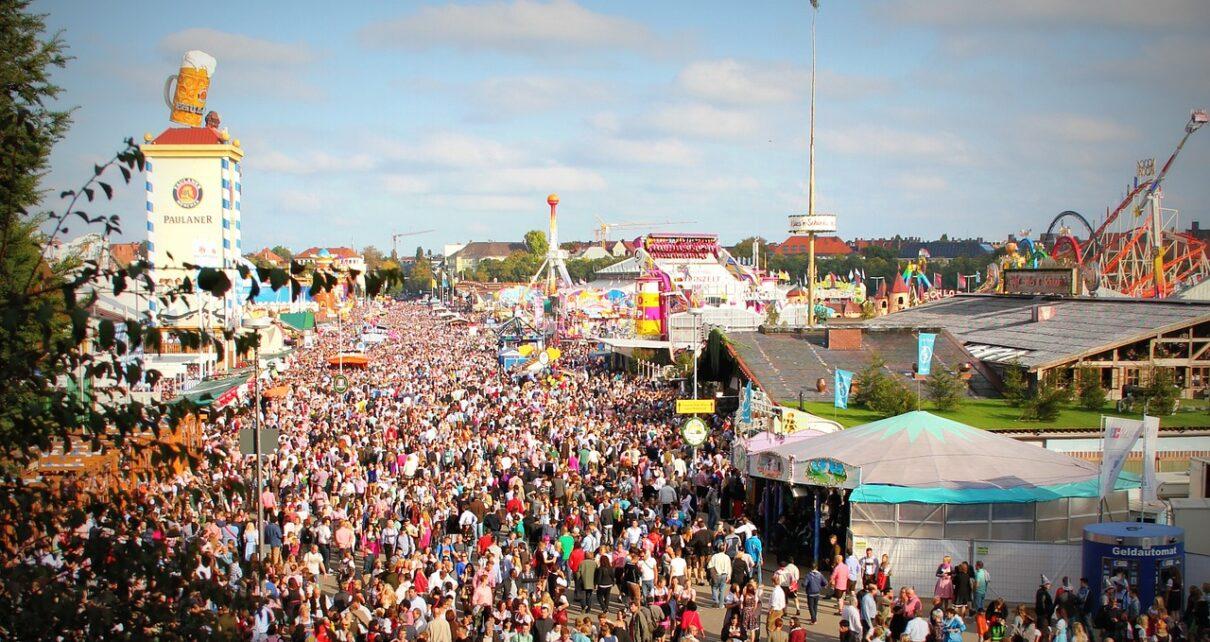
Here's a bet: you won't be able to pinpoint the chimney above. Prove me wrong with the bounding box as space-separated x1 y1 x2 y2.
1032 304 1056 322
827 327 862 350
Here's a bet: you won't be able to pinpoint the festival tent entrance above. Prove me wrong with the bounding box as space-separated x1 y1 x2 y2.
755 411 1137 542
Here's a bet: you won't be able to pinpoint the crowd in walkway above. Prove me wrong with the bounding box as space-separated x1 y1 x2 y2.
6 300 1209 642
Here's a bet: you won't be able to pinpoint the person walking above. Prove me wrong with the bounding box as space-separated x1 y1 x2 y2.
973 561 990 613
744 531 764 588
708 545 732 608
803 563 826 625
934 556 954 610
830 555 851 615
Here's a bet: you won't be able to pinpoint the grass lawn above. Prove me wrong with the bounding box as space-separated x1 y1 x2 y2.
796 397 1210 430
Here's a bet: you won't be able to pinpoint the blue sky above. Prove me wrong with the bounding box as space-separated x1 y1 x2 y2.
38 0 1210 253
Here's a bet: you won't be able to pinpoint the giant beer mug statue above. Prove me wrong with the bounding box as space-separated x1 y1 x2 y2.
163 50 217 127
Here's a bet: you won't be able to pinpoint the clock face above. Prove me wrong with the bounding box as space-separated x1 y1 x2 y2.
682 417 708 446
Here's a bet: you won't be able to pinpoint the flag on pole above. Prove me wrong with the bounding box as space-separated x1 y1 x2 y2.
834 369 853 409
917 333 937 376
1100 416 1145 499
934 273 942 289
1141 415 1160 503
957 274 967 289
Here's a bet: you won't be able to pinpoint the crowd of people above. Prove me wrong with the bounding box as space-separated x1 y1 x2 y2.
6 300 766 640
4 299 1209 642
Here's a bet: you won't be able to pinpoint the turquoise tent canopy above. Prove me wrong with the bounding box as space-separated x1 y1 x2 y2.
767 410 1140 504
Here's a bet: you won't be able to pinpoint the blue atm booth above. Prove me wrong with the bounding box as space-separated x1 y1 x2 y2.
1082 523 1184 612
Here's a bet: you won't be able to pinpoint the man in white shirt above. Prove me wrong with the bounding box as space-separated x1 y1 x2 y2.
303 544 327 578
639 550 657 601
707 545 732 607
768 571 787 633
905 615 929 642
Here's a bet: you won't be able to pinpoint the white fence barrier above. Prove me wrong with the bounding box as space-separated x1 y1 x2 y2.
853 536 1082 605
1189 553 1210 587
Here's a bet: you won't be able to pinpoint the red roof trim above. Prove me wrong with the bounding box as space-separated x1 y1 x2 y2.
150 127 225 145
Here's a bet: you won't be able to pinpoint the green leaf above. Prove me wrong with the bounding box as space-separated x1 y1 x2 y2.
97 319 116 349
99 181 113 200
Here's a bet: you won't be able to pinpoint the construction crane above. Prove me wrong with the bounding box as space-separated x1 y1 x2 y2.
391 229 434 257
593 216 698 242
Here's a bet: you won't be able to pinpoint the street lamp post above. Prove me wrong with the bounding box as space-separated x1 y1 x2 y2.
691 309 702 399
242 316 270 582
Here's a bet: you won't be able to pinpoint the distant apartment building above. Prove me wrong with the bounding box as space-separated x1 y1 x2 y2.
248 247 287 268
446 241 527 275
768 235 853 257
295 246 366 275
851 236 995 261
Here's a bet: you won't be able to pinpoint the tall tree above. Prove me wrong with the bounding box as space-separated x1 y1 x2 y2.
361 244 384 271
523 229 548 258
0 0 73 466
270 245 293 262
407 246 433 293
730 236 769 261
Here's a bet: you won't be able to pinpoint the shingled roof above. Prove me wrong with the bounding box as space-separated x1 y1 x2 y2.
866 294 1210 370
726 327 997 403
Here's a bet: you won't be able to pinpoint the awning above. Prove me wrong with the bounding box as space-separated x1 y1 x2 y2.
279 311 315 332
327 354 369 368
172 372 251 407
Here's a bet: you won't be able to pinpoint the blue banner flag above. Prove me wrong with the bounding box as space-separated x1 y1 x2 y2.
918 333 937 376
834 369 853 409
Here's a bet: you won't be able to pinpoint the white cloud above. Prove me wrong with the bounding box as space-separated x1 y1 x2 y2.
1022 114 1139 145
473 76 612 118
585 137 700 166
676 59 892 106
382 175 431 194
888 172 950 193
883 0 1210 30
586 112 622 134
252 150 377 175
677 59 800 106
276 190 325 214
647 103 760 140
820 126 971 163
1108 35 1210 91
371 133 528 168
473 166 606 192
156 29 321 100
361 0 664 55
159 28 316 65
422 194 535 212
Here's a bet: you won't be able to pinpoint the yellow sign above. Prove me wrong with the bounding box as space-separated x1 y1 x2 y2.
781 407 817 434
676 399 716 414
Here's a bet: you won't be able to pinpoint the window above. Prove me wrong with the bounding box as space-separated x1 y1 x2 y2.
1190 367 1208 394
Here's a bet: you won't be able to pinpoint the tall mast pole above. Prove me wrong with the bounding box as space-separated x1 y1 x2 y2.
807 3 818 327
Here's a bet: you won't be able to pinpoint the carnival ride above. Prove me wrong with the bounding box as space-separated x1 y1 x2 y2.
993 109 1208 298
